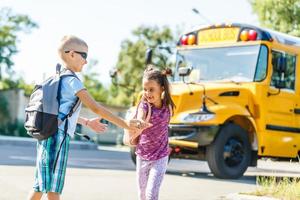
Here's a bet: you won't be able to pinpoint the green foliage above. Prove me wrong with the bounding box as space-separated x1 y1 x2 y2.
0 7 37 79
0 78 18 90
0 93 9 124
0 78 34 96
16 79 34 97
111 25 175 106
250 0 300 36
82 59 109 103
0 120 28 137
0 7 36 132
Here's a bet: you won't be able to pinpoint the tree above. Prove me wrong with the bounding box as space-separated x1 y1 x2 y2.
0 7 38 79
110 25 175 106
249 0 300 36
82 59 109 104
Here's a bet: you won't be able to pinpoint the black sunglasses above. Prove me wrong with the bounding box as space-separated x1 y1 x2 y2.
65 50 87 60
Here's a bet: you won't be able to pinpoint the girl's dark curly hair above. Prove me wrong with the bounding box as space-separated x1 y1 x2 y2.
143 64 175 111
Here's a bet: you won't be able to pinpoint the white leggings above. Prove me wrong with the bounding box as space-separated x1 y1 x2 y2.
136 156 168 200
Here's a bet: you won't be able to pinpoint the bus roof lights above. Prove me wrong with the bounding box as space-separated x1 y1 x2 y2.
240 29 257 41
248 30 258 41
181 35 188 45
240 30 249 41
187 34 196 45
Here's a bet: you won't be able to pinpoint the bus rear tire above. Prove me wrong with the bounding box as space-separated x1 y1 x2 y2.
206 123 251 179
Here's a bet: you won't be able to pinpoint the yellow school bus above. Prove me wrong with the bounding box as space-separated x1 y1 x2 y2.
140 23 300 179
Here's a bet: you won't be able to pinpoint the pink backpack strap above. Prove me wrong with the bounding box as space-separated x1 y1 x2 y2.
133 101 142 118
144 101 152 122
134 101 152 122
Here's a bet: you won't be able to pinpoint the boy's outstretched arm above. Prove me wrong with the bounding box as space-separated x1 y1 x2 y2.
77 89 150 130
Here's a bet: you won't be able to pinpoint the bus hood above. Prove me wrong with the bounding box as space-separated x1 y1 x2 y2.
170 82 255 123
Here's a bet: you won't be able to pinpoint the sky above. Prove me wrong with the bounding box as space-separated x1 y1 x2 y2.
1 0 258 86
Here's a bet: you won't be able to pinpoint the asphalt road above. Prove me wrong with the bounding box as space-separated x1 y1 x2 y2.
0 143 299 200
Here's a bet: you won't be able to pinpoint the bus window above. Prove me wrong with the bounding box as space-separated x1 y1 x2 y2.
271 51 296 90
174 45 263 83
254 45 268 82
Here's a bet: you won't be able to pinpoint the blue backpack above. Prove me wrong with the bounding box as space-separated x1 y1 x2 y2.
24 64 80 140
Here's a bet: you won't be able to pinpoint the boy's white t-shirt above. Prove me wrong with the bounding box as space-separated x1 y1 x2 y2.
58 74 85 137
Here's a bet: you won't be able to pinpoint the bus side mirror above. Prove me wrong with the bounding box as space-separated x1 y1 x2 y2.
273 56 287 73
179 67 192 76
145 48 153 65
273 57 287 89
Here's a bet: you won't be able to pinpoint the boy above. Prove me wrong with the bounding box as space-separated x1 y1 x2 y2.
27 35 147 200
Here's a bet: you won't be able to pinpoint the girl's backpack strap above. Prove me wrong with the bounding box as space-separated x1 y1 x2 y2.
135 101 152 122
144 101 152 122
133 101 142 118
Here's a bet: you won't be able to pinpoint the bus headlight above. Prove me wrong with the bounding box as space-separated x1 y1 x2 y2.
181 113 215 123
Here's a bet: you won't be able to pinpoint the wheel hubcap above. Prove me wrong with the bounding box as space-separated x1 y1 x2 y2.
223 138 244 167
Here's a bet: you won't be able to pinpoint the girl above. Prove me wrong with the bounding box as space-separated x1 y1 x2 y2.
135 65 175 200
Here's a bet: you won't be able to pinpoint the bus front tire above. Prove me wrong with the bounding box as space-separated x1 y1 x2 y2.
206 123 251 179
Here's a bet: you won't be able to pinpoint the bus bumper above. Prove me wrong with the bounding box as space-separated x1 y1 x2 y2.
168 124 219 148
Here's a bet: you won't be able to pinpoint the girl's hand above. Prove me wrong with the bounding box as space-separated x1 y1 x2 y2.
129 119 152 130
86 117 108 133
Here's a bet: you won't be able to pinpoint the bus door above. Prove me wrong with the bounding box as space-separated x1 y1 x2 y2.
263 49 298 157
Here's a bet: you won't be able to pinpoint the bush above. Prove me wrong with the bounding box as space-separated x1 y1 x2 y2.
0 120 29 137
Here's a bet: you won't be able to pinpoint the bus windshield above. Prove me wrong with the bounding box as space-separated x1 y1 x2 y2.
173 45 268 83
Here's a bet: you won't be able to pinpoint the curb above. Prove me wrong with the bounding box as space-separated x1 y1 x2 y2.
223 193 279 200
0 135 97 150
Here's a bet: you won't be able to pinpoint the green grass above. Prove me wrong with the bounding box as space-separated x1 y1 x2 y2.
246 176 300 200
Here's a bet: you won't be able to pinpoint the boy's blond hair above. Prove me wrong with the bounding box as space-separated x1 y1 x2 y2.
58 35 88 60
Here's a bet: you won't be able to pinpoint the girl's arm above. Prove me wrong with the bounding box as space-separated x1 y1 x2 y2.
135 102 152 130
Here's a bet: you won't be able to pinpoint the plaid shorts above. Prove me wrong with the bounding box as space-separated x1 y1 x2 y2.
33 129 70 194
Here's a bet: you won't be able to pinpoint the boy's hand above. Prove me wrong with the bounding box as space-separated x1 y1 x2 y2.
87 117 108 133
